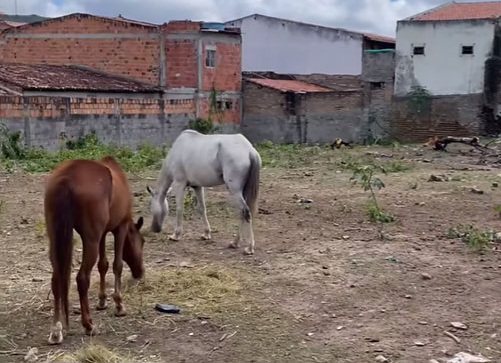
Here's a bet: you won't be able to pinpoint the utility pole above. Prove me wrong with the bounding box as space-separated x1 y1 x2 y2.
15 0 18 15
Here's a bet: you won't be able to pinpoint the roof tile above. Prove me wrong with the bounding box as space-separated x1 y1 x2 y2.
246 78 333 93
410 1 501 21
0 63 160 93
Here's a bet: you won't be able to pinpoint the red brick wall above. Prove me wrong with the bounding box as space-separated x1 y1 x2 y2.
10 15 157 34
0 95 195 118
202 41 241 92
165 39 198 88
198 97 240 124
163 21 201 32
0 96 25 118
0 15 242 93
0 15 242 125
391 94 482 142
0 15 161 85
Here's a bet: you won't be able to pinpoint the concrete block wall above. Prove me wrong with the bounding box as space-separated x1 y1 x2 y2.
0 94 204 150
241 81 365 144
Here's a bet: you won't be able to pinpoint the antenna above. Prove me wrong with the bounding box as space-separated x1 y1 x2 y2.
14 0 18 15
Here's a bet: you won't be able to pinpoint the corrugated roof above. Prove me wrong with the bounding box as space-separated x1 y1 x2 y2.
363 32 395 43
0 63 161 93
407 1 501 21
246 78 333 93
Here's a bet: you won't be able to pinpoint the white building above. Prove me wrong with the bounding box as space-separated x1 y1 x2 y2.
225 14 394 75
394 1 501 96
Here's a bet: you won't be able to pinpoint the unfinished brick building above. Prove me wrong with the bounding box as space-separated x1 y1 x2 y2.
0 13 242 149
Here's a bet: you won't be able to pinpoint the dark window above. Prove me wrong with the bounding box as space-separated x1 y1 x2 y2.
370 82 386 90
285 92 297 115
413 46 425 55
462 45 474 55
205 49 216 67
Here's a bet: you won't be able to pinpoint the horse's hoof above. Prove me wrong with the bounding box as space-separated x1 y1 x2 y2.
243 247 254 255
168 235 179 241
48 332 63 345
96 301 108 311
227 242 238 249
48 322 63 345
201 234 212 241
115 308 127 317
85 325 98 336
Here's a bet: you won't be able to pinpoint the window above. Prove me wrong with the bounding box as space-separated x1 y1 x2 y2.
205 48 216 67
413 46 425 55
370 82 386 90
214 100 233 111
462 45 474 55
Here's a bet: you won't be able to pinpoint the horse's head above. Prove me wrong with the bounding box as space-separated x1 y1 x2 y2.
123 216 145 279
146 185 168 233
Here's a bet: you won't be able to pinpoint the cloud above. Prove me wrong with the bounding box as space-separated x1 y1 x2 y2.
0 0 492 36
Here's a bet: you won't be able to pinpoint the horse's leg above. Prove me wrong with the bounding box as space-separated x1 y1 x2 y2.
193 186 211 240
229 230 241 249
76 234 100 335
228 190 254 255
245 212 256 256
48 246 63 344
111 224 128 317
96 233 108 310
169 183 187 241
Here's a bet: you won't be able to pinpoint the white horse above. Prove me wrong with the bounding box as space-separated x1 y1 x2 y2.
146 129 262 255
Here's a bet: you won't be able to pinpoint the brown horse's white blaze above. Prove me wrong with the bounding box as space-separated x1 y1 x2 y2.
44 156 145 345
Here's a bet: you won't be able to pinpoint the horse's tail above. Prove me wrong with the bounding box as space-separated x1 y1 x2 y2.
48 180 74 328
243 151 261 220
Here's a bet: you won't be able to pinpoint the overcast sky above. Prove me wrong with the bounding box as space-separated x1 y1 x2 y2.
0 0 487 37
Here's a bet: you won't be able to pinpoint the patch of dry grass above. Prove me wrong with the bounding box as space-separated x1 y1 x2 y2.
35 219 46 241
49 343 127 363
123 264 246 318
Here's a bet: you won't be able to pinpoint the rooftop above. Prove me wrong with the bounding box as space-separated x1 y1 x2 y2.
405 1 501 21
0 20 27 27
246 78 334 93
226 14 395 44
0 63 161 93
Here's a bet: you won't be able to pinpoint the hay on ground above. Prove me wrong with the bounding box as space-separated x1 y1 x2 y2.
51 343 127 363
123 264 244 317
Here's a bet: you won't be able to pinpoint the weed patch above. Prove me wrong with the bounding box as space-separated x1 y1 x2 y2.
256 141 329 169
446 225 496 252
351 165 394 224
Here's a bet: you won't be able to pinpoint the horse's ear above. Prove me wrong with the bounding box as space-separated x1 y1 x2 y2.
146 185 153 196
136 216 144 230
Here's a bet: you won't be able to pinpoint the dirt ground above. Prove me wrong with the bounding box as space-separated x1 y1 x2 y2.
1 143 501 363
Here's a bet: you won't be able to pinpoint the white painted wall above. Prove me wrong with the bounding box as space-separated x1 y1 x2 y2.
225 15 364 75
394 20 495 96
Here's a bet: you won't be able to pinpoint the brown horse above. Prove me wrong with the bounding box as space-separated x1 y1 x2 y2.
44 156 145 345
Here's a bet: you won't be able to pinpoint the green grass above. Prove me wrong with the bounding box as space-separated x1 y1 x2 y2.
0 131 166 173
1 129 413 176
256 141 331 169
446 224 495 252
